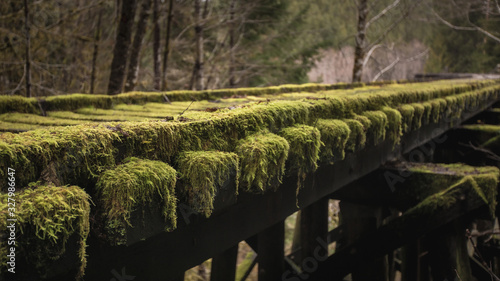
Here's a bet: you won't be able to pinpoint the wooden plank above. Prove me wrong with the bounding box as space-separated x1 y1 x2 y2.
297 197 329 266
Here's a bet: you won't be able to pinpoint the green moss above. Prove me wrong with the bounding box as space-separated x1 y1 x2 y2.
278 124 322 181
44 94 113 111
461 124 500 134
0 124 118 190
398 104 415 133
343 119 366 152
381 107 403 145
421 102 433 125
0 121 42 132
0 95 39 114
361 111 388 145
0 184 90 279
0 113 90 126
236 131 289 193
177 151 239 217
315 119 351 163
410 103 425 130
48 111 153 122
95 157 177 244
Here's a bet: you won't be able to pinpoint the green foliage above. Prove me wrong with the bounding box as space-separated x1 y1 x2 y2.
95 157 177 244
236 131 289 193
177 151 239 217
0 184 90 279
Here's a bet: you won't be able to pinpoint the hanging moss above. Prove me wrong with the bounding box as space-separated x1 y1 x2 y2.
177 151 239 217
343 119 366 152
315 119 351 163
278 124 322 182
398 104 415 133
381 107 403 145
236 131 289 193
361 111 388 145
95 157 177 244
0 184 90 280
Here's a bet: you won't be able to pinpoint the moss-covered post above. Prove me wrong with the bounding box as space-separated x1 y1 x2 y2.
210 244 238 281
427 220 472 281
257 221 284 281
339 201 388 281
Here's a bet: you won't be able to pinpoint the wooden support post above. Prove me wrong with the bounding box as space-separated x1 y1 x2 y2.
339 201 388 281
299 197 329 266
210 244 238 281
401 239 425 281
257 221 284 281
428 220 472 281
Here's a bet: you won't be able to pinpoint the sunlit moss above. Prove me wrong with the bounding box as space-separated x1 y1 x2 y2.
0 184 90 280
96 157 177 244
315 119 351 163
177 151 239 217
236 131 289 193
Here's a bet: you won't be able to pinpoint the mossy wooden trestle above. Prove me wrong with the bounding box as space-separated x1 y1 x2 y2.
1 79 500 280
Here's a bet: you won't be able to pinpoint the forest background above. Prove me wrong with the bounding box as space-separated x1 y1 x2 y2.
1 0 499 97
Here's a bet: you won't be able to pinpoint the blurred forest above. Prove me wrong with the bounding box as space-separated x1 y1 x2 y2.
0 0 499 97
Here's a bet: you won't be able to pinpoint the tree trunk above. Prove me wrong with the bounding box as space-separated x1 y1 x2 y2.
152 0 161 90
107 0 137 95
24 0 31 97
124 0 152 92
352 0 368 83
228 0 236 87
193 0 204 91
90 11 102 94
161 0 174 91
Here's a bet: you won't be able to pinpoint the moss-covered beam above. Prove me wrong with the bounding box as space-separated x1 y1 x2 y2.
236 131 289 193
95 157 177 244
177 151 239 217
315 119 351 163
0 184 90 280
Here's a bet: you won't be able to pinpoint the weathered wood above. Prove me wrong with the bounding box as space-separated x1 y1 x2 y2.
210 244 238 281
427 220 472 281
257 221 284 281
339 201 388 281
295 197 329 266
308 184 490 280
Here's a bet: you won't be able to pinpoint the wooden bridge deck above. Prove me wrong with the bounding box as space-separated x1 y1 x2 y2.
1 78 500 280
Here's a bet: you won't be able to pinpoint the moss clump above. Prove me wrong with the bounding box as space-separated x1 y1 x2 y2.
421 102 433 125
44 94 113 111
410 103 425 130
278 124 321 181
315 119 351 163
343 119 366 152
236 131 289 193
0 121 42 132
96 157 177 244
398 104 415 133
177 151 239 217
0 184 90 280
361 111 388 145
381 107 402 145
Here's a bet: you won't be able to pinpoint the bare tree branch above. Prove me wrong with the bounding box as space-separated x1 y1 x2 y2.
431 8 500 44
372 56 399 81
366 0 401 29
